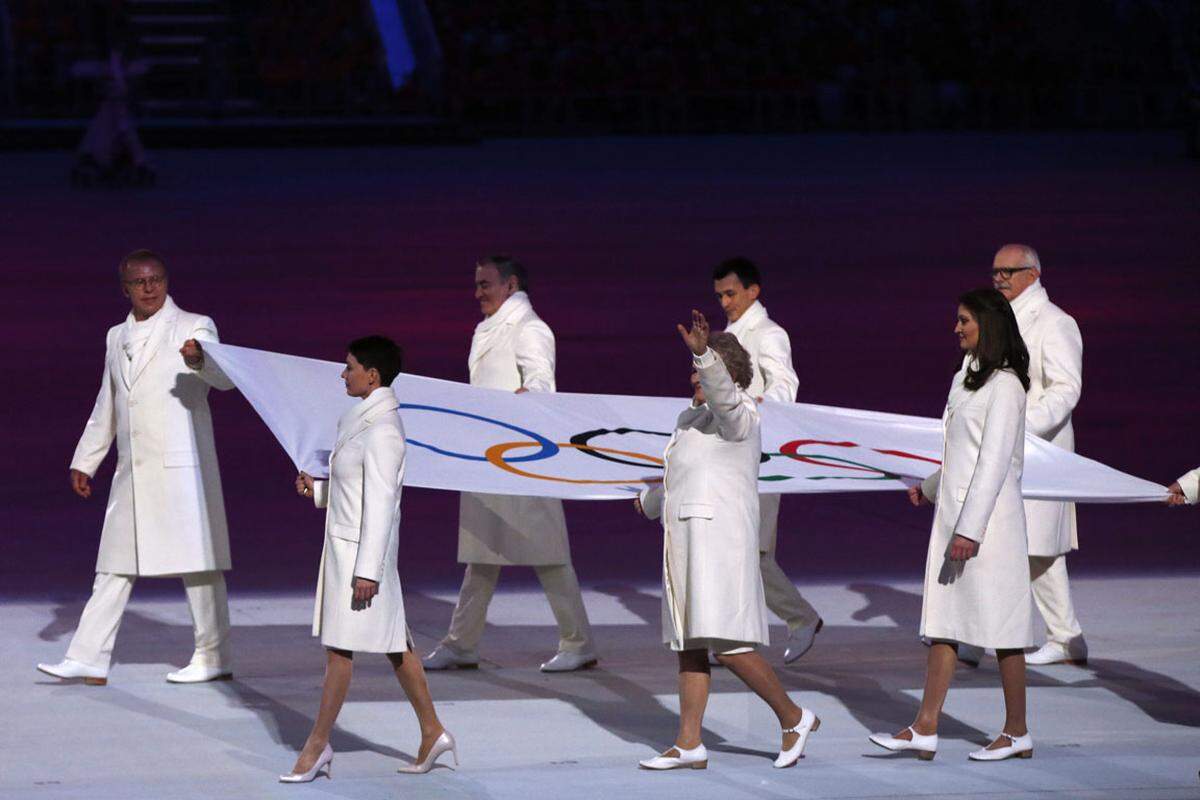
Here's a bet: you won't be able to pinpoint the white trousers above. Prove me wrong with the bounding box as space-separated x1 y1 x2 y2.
1029 554 1084 644
441 563 594 654
759 496 820 631
65 571 232 671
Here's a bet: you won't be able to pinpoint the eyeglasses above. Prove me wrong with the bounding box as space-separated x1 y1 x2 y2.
990 266 1034 280
123 274 166 289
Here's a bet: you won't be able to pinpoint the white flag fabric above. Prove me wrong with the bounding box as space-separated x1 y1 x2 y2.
205 342 1167 503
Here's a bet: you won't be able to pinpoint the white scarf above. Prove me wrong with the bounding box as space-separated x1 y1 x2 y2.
724 299 768 338
120 296 174 382
468 291 533 374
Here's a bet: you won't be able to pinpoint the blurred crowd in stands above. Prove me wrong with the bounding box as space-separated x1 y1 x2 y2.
1 0 1196 140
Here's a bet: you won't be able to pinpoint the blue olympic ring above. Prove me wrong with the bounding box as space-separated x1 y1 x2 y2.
398 404 559 463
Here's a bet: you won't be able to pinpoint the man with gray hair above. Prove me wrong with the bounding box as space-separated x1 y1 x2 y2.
959 243 1088 667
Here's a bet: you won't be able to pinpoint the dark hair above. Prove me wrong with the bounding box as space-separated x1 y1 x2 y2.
119 248 167 277
958 288 1030 392
479 255 528 292
348 335 404 386
711 257 761 289
707 331 754 390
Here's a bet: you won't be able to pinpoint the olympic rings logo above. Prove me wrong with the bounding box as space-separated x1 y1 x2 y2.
400 405 940 485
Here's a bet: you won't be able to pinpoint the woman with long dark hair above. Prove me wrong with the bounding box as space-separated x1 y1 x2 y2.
869 288 1038 762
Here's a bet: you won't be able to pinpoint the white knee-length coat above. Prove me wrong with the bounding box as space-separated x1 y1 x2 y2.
725 301 800 554
918 361 1037 650
70 296 233 576
1010 282 1083 556
640 348 769 651
457 291 570 566
310 386 409 653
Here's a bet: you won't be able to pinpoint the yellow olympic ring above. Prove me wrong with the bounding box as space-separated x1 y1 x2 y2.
485 441 664 484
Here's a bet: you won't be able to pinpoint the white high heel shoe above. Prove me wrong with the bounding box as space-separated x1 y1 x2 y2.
774 708 820 768
868 726 938 760
279 744 333 783
968 731 1033 761
397 730 458 774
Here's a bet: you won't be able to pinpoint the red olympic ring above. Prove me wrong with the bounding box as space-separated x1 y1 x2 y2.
777 439 940 474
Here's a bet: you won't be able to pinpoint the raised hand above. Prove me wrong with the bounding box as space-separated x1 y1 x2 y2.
677 309 710 356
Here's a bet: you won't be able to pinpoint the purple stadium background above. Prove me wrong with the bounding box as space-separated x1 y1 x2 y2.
2 132 1197 597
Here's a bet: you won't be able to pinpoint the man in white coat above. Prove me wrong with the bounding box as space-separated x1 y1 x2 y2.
37 250 235 685
713 258 823 663
423 256 598 673
960 243 1088 667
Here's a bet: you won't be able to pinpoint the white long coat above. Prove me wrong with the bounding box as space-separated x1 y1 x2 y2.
310 386 409 653
918 362 1037 649
70 296 233 576
1010 282 1083 556
641 348 769 651
725 301 799 553
457 292 570 566
1177 467 1200 505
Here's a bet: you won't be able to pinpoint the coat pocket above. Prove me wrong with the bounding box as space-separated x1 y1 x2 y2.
329 522 360 542
678 501 715 520
164 450 199 468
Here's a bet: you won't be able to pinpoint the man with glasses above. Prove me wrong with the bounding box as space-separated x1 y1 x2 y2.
38 250 237 685
959 243 1087 667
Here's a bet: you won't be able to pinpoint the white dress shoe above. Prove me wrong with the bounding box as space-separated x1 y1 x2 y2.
957 643 984 667
638 743 707 770
783 618 823 664
166 663 233 683
774 707 820 768
1026 639 1087 666
969 731 1033 761
868 726 938 760
398 730 458 774
422 645 479 671
36 658 108 686
279 744 333 782
539 650 598 672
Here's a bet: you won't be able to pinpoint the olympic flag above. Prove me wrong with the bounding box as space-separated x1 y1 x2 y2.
204 342 1167 503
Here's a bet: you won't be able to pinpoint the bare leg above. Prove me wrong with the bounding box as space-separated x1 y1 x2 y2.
716 650 805 751
676 649 711 750
293 648 353 773
895 642 957 739
987 647 1028 749
388 651 446 761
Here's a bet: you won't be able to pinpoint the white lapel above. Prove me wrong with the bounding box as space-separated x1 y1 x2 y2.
725 300 766 339
331 386 400 459
128 296 179 387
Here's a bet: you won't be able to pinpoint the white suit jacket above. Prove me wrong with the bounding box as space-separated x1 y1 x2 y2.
310 386 408 653
1178 467 1200 505
725 300 799 552
919 362 1036 649
1010 281 1083 556
70 296 233 576
457 292 570 565
641 348 769 650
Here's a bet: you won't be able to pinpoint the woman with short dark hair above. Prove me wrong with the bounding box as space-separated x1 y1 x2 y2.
634 311 821 771
870 288 1037 762
281 336 456 782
